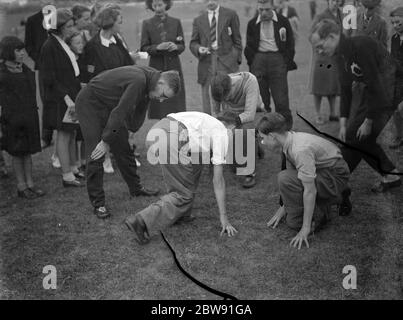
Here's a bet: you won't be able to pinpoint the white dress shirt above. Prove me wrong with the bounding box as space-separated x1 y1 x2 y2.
168 111 229 165
208 5 220 50
256 10 279 52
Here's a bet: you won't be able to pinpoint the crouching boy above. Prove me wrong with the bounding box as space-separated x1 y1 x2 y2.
258 113 350 249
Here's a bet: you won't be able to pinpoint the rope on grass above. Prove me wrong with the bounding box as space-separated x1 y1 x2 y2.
160 231 238 301
296 112 403 176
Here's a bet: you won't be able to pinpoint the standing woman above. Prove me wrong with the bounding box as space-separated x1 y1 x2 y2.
0 36 44 198
39 9 83 188
309 0 344 125
141 0 186 119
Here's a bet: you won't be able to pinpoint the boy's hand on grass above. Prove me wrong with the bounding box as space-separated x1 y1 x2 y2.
267 206 286 229
220 217 238 237
290 227 310 250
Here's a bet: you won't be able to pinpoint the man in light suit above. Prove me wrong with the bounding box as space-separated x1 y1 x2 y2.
190 0 243 116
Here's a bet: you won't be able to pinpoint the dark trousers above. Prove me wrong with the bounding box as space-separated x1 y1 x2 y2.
251 52 293 129
76 87 142 208
342 83 396 174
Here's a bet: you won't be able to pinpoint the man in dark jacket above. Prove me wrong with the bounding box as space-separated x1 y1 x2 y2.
25 0 55 148
189 0 243 115
244 0 296 128
310 19 401 197
76 65 181 219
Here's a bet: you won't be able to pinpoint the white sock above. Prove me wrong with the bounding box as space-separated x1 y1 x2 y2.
71 165 79 174
63 172 76 182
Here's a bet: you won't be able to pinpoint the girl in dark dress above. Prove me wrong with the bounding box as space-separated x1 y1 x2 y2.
141 0 186 119
39 8 83 188
309 0 344 125
0 36 45 199
66 31 88 176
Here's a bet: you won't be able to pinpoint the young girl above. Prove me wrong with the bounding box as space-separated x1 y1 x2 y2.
0 36 45 199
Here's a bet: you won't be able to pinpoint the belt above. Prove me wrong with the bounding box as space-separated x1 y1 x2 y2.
166 116 187 131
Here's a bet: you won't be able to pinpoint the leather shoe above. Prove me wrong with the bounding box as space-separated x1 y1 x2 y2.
125 215 150 245
17 188 38 200
63 179 85 188
371 179 402 193
28 186 46 197
242 175 256 189
338 188 352 216
132 186 159 197
94 206 110 219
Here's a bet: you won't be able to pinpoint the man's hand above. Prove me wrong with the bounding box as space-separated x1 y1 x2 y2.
267 206 286 229
220 217 238 237
198 46 210 55
128 131 136 150
356 118 372 141
91 140 110 160
339 126 346 142
167 42 178 52
157 42 172 51
290 227 310 250
339 117 347 142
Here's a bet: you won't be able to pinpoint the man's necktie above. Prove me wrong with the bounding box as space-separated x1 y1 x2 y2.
210 12 217 45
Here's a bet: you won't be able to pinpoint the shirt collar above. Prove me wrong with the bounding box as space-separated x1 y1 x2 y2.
208 5 220 15
256 10 278 24
100 34 117 47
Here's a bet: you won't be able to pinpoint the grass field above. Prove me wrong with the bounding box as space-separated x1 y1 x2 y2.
0 0 402 300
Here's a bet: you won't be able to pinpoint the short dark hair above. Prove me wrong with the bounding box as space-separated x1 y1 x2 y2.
95 7 120 30
72 4 91 21
216 110 239 125
310 18 341 40
257 113 288 135
0 36 25 61
145 0 173 11
211 73 232 103
161 70 181 95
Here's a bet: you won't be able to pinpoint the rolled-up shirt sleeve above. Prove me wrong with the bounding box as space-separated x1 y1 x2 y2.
211 132 229 166
238 76 258 124
295 150 316 183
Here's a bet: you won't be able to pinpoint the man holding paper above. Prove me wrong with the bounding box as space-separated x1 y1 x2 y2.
76 65 181 219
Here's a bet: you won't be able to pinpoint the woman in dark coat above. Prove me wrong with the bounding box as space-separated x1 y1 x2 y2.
0 36 44 199
141 0 186 119
39 8 83 187
309 0 344 125
83 5 134 81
